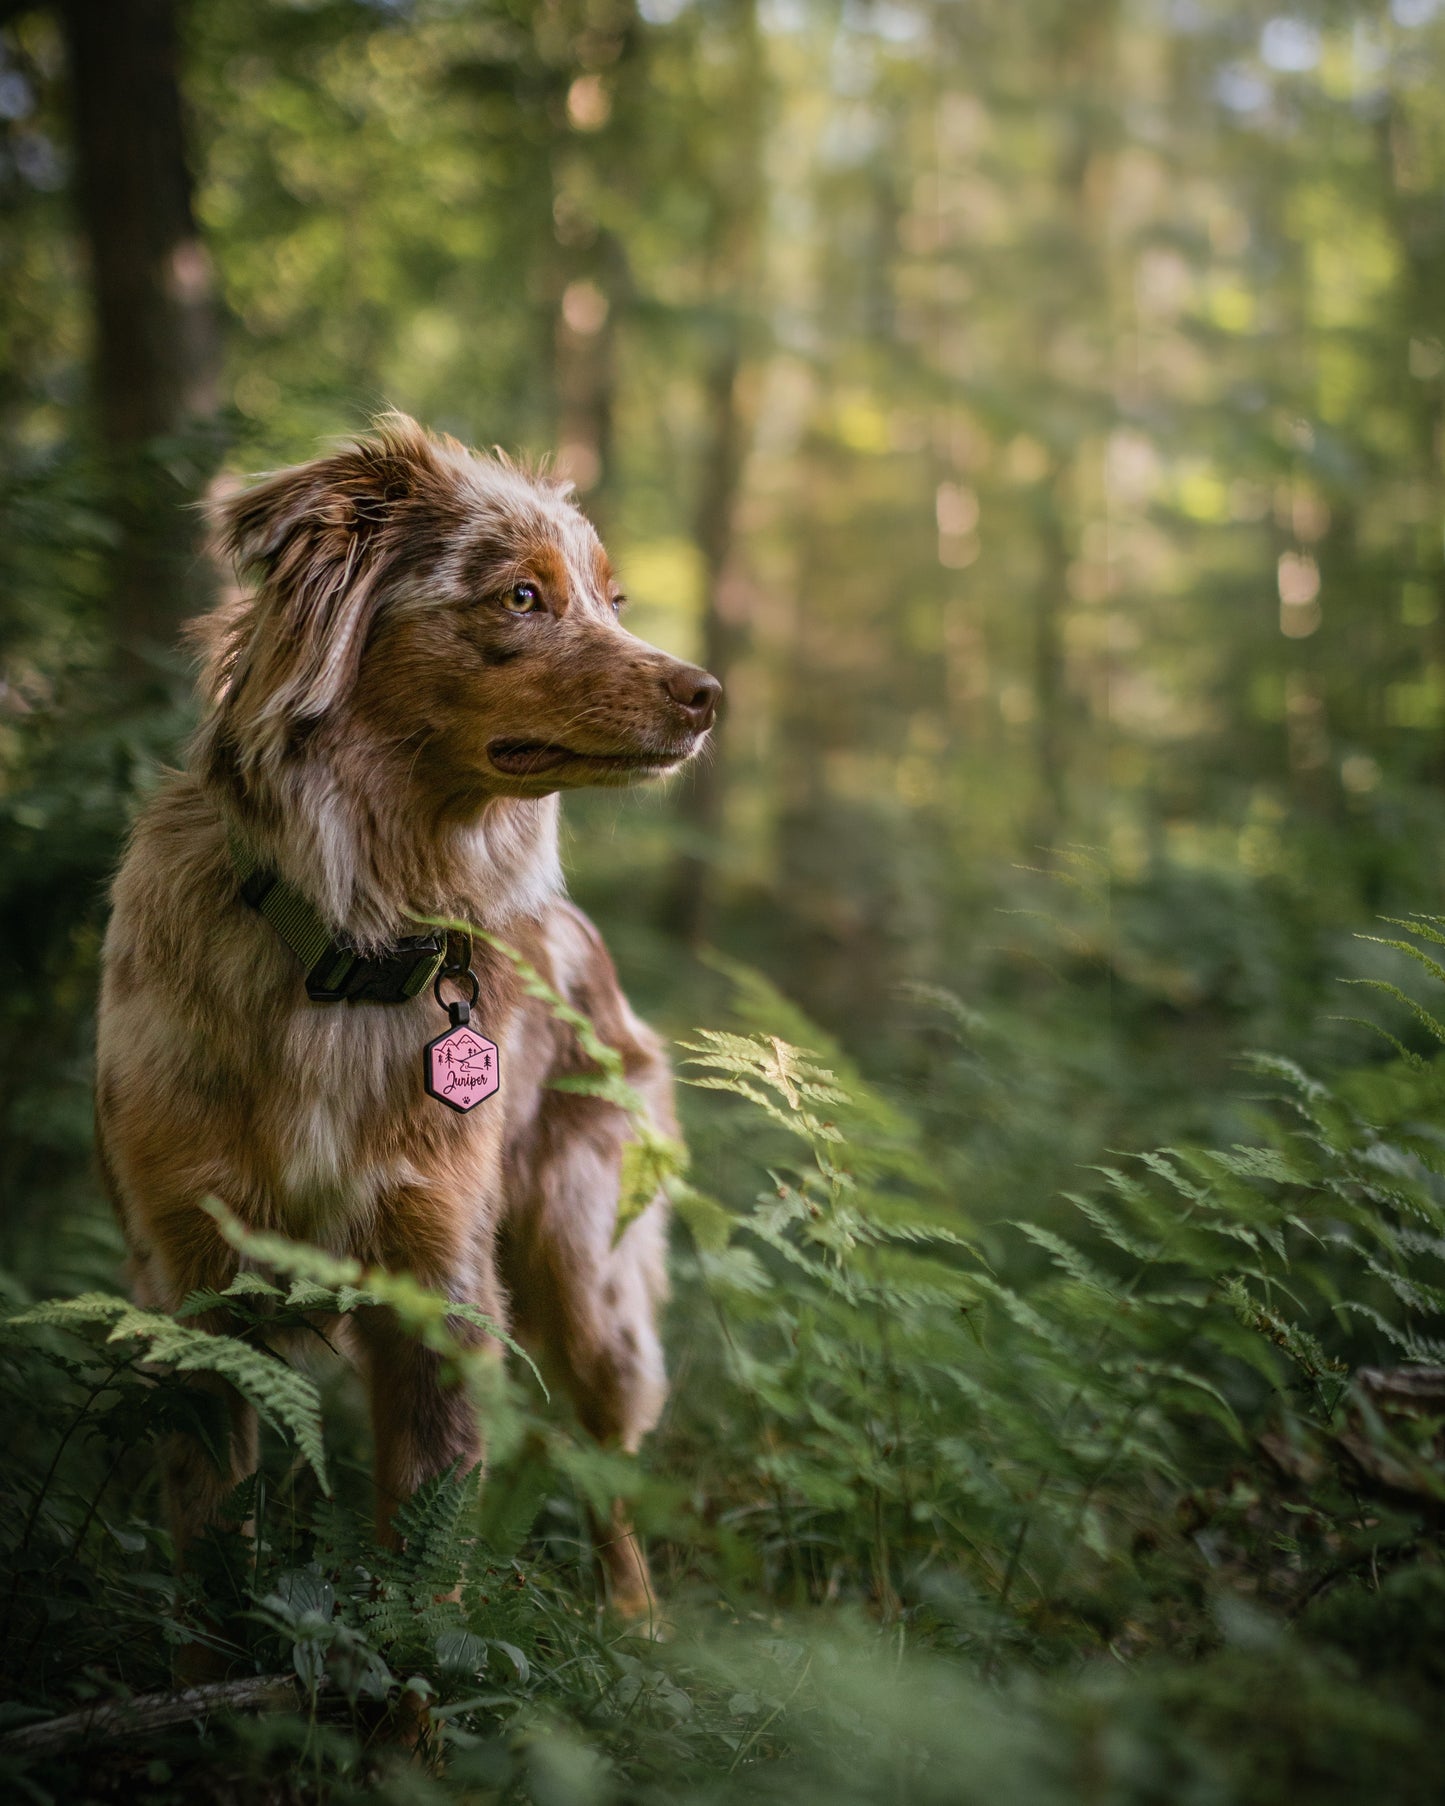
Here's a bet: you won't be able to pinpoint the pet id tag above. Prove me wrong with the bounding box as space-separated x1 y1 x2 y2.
425 961 499 1113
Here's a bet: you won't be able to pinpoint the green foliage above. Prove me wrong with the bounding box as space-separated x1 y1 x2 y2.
8 0 1445 1798
4 928 1445 1800
203 1199 548 1402
5 1288 332 1489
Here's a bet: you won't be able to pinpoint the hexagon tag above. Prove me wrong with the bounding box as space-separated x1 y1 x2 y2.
424 1023 500 1113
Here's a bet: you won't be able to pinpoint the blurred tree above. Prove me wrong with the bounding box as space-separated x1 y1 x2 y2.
3 0 1445 1084
661 0 765 944
59 0 222 690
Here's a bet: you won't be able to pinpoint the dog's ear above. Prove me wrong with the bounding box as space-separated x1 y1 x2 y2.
210 414 456 762
217 411 448 576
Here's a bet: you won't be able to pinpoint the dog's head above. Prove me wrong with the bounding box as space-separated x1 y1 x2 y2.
204 414 719 810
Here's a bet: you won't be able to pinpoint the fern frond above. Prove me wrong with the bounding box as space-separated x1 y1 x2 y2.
1011 1223 1121 1297
1340 978 1445 1051
1065 1191 1160 1262
205 1203 547 1398
5 1292 330 1487
1356 929 1445 994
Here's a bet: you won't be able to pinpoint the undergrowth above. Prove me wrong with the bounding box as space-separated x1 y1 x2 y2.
3 926 1445 1802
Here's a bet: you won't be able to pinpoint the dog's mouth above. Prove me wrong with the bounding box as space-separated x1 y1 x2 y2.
487 739 692 778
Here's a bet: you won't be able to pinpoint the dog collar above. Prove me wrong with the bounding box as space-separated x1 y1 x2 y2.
228 831 447 1005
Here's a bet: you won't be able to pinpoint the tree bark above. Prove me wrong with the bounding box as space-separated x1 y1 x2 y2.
1376 104 1445 784
60 0 222 691
662 332 749 943
0 1675 301 1755
660 0 763 943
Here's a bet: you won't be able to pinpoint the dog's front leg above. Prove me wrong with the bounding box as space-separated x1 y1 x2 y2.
126 1239 260 1561
354 1311 488 1545
163 1364 260 1555
353 1192 507 1546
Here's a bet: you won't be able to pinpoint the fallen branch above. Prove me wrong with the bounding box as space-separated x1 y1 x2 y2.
1 1673 300 1757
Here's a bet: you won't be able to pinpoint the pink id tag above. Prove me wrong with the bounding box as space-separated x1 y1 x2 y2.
424 1015 500 1113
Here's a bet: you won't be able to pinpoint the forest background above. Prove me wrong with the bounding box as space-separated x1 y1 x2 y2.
5 1 1445 1802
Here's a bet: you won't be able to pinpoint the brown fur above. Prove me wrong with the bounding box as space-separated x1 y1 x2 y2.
95 414 720 1626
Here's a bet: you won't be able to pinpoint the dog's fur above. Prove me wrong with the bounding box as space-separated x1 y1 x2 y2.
94 414 719 1619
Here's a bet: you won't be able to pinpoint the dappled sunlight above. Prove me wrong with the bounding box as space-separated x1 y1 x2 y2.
4 0 1445 1799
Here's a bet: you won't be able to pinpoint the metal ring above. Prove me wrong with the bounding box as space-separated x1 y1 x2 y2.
434 964 481 1011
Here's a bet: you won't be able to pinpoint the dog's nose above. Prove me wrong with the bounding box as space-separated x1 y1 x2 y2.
661 663 721 730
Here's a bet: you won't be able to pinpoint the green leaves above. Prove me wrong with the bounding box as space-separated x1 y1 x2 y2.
204 1201 549 1401
665 945 1445 1657
5 1290 331 1490
680 1030 849 1146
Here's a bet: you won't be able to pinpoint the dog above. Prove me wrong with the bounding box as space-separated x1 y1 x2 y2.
94 413 720 1623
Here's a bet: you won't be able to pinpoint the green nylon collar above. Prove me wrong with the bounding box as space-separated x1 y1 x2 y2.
228 831 447 1005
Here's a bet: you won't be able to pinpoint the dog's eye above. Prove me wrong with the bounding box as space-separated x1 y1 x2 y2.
610 594 626 617
503 582 542 615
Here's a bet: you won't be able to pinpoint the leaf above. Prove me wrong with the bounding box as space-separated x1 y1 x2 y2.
1341 978 1445 1052
6 1291 331 1489
1065 1191 1160 1262
614 1121 688 1245
204 1202 548 1400
489 1639 530 1684
668 1179 735 1254
436 1628 488 1677
1011 1223 1120 1297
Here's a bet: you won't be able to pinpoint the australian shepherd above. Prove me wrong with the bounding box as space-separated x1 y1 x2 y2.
94 413 719 1622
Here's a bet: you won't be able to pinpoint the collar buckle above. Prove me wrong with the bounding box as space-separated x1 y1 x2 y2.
230 828 447 1006
304 932 446 1005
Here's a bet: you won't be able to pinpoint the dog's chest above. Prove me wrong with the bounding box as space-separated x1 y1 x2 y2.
265 1001 488 1245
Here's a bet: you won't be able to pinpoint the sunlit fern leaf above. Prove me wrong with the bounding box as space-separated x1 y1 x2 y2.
613 1118 688 1245
1381 912 1445 947
681 1030 849 1105
666 1177 734 1254
717 954 924 1150
680 1030 852 1151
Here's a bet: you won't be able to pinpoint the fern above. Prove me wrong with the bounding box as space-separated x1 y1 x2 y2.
672 946 1445 1637
203 1200 548 1399
4 1291 331 1488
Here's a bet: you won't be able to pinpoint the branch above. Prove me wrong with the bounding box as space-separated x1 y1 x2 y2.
0 1674 302 1756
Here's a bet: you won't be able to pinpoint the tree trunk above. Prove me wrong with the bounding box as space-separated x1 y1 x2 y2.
1376 104 1445 784
1031 474 1070 848
1028 3 1117 852
60 0 222 691
662 332 749 943
660 0 763 943
552 234 621 532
